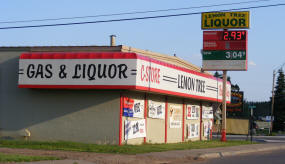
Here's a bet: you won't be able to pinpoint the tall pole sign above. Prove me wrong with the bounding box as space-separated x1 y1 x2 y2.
201 11 249 142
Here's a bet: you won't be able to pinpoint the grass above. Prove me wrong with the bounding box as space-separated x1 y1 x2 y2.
0 153 59 162
0 140 256 154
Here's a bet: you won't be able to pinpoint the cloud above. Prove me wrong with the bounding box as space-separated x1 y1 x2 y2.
249 61 257 66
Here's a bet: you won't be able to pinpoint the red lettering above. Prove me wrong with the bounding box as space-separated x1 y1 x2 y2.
156 69 160 84
141 65 145 81
146 66 149 82
140 65 161 84
151 67 154 82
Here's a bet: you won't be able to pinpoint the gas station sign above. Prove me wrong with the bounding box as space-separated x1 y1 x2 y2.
202 11 249 29
202 50 246 60
201 11 249 142
202 30 248 71
203 30 247 50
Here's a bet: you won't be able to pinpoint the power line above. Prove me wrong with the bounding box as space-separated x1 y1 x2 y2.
0 0 272 24
0 3 284 30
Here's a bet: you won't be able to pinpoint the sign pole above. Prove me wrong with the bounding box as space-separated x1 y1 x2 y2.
221 70 227 142
270 70 276 135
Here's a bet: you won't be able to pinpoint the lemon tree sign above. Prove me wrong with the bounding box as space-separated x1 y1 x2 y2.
202 11 249 29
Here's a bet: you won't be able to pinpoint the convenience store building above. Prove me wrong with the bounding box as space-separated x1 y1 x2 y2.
0 44 231 145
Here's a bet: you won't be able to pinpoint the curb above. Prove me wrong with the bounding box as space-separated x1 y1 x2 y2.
198 144 285 159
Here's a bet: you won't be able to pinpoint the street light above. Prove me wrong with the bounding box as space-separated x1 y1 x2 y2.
270 62 285 135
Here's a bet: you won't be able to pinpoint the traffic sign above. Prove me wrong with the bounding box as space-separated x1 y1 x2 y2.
202 11 249 29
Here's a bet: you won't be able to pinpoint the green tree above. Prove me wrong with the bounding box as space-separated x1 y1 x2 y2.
273 69 285 131
214 71 222 79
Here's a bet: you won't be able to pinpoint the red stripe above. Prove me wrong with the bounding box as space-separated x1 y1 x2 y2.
18 85 230 103
119 94 123 146
144 93 147 143
20 52 138 59
182 100 185 142
165 96 168 143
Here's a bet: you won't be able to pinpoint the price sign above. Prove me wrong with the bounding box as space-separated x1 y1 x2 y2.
202 50 246 60
203 30 247 41
202 29 248 70
223 31 246 41
203 30 247 50
202 50 247 71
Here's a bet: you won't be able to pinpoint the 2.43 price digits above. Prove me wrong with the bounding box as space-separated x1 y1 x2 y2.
225 51 246 59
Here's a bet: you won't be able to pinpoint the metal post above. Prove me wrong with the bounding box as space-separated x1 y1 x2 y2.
270 70 276 135
250 107 253 143
221 70 227 142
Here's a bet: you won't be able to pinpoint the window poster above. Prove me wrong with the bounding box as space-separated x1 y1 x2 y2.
202 106 213 119
123 97 144 118
169 105 182 128
187 123 199 139
203 120 213 137
124 119 146 140
186 105 199 120
148 100 165 119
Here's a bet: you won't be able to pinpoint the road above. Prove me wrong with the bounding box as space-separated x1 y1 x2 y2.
194 149 285 164
212 134 285 143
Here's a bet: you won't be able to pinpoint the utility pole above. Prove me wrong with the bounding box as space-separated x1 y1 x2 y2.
221 70 227 142
270 70 276 135
270 63 285 135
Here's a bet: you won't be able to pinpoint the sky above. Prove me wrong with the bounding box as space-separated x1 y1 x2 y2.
1 0 285 102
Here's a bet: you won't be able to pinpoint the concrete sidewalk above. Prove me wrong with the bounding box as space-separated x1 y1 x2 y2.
139 142 285 160
2 143 285 164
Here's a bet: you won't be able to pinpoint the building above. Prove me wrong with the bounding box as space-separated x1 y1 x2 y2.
0 40 231 145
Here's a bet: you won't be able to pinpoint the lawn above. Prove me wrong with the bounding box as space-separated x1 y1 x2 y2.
0 140 256 154
0 153 59 162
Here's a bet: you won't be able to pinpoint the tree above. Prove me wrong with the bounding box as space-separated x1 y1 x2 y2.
214 71 222 79
273 68 285 131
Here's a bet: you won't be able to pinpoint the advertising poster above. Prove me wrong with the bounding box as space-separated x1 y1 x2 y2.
169 105 182 128
148 100 165 119
187 123 199 139
186 105 199 120
124 119 146 140
202 106 213 119
203 121 213 137
123 97 144 118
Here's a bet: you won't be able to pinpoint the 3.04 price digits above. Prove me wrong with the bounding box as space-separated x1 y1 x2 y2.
225 51 246 59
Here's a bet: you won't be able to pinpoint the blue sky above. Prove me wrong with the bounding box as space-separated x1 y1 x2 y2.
1 0 285 101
